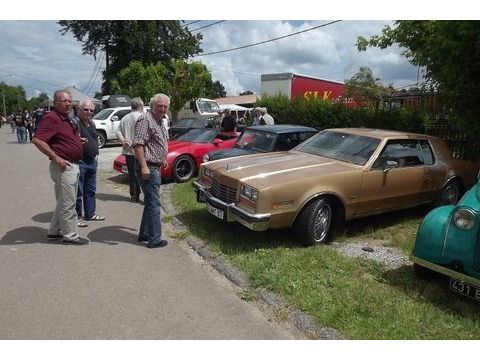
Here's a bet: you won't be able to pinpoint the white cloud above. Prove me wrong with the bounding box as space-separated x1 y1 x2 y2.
0 20 420 99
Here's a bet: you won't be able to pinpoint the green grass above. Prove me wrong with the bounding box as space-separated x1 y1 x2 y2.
173 181 480 339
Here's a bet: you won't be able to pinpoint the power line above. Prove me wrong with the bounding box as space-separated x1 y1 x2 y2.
82 53 103 93
85 53 104 96
190 20 226 32
0 68 62 88
195 20 342 57
182 20 202 27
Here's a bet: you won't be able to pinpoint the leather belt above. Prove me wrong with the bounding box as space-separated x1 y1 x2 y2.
146 162 161 167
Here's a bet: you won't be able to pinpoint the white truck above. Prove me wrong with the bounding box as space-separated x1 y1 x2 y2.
92 106 150 148
176 98 221 122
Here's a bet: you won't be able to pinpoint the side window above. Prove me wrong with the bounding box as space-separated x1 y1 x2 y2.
420 140 435 165
372 139 424 169
300 131 316 142
114 110 131 121
275 134 293 151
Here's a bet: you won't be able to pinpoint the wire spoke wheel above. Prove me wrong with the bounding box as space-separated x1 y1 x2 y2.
313 203 332 242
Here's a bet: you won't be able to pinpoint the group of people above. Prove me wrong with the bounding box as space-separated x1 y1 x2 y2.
32 89 170 249
217 106 275 132
8 108 44 144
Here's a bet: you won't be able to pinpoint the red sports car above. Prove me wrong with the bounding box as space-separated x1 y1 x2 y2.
113 128 239 182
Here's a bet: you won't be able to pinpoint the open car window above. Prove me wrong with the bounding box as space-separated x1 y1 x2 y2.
372 139 425 170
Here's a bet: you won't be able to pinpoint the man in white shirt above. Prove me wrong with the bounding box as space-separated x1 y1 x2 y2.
116 97 144 202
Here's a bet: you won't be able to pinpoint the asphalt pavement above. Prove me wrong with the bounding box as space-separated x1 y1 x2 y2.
0 126 297 339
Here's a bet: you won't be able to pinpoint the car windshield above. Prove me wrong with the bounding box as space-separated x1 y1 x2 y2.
176 128 217 143
175 118 202 127
197 100 220 113
235 129 276 152
296 130 381 165
93 109 114 120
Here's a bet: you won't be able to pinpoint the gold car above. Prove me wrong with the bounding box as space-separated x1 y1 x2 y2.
194 128 479 245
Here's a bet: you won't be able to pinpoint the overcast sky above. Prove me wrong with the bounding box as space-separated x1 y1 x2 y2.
0 20 424 100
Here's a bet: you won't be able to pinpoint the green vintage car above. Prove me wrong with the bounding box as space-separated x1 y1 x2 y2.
413 176 480 301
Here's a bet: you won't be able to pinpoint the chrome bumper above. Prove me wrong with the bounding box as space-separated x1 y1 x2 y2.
413 256 480 287
193 181 271 231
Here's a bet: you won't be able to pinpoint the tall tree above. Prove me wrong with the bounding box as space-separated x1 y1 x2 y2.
58 20 203 94
357 20 480 129
344 67 394 109
111 60 213 120
206 80 226 99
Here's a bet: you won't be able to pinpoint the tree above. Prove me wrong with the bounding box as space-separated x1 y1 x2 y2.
206 80 226 99
239 90 254 95
27 92 49 109
169 59 213 120
111 59 213 120
111 61 170 103
344 67 394 109
1 82 27 115
357 21 480 130
58 20 203 94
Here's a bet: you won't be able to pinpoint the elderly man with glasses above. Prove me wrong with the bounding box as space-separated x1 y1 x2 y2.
32 90 88 245
74 100 105 227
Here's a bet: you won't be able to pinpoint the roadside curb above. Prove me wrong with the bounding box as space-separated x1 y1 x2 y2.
160 182 343 340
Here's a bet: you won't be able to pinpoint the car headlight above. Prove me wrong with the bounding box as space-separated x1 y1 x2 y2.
453 208 476 230
240 184 258 203
202 166 214 179
203 154 210 162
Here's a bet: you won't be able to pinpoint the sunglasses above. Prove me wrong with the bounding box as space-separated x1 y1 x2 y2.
82 108 95 113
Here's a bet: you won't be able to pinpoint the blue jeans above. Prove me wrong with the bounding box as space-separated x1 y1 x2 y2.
16 126 27 143
76 159 98 219
137 164 162 245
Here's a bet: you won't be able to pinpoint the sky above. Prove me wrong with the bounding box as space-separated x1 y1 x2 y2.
0 19 422 100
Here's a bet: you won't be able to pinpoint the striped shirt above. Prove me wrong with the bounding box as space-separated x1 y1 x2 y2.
132 110 168 164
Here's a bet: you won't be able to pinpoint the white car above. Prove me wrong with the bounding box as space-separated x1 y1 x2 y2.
92 106 150 148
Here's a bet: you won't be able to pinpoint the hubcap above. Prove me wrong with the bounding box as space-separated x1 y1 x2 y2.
313 204 331 242
176 160 193 180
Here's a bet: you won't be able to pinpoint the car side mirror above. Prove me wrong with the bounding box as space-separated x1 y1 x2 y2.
384 160 399 173
213 138 223 146
111 115 119 122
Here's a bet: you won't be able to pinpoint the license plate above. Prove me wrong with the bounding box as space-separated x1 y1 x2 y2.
206 202 224 220
449 279 480 301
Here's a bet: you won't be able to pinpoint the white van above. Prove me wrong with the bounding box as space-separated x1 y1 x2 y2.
92 106 150 148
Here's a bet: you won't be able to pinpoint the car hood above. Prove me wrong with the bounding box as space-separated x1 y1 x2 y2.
209 147 256 160
168 140 198 151
207 150 359 187
457 181 480 210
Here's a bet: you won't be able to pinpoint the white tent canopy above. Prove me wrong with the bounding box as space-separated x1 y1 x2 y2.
44 86 101 108
219 104 249 111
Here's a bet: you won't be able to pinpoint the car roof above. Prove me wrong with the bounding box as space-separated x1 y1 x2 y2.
326 127 439 141
246 124 317 134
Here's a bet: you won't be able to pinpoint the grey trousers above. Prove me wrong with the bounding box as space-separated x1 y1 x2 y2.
49 161 80 240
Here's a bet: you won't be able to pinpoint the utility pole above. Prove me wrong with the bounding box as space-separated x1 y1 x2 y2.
2 86 6 118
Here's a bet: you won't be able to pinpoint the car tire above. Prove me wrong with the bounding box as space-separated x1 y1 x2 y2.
173 155 195 183
295 198 334 246
437 179 462 206
96 130 106 149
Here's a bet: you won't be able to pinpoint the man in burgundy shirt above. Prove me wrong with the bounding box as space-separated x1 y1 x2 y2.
32 90 88 245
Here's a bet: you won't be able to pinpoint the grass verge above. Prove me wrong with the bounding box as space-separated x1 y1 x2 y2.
172 180 480 339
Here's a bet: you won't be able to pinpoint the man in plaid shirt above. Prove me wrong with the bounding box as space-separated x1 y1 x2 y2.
132 93 170 249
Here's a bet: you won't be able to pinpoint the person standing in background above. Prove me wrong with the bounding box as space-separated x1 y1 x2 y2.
116 97 144 202
75 100 105 227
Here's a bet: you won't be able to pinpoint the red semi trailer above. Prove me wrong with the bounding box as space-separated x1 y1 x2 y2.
260 72 355 105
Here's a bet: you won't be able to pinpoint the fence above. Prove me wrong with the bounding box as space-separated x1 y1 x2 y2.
425 122 479 161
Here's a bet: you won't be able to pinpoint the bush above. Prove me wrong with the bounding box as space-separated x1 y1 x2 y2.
256 95 428 133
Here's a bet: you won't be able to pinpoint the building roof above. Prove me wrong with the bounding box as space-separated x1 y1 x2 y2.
215 94 258 106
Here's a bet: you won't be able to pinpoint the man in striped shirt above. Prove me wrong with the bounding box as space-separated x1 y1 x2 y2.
132 93 170 249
